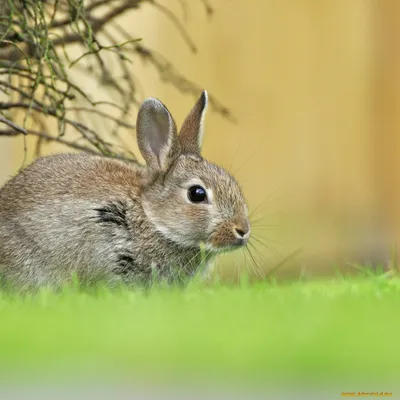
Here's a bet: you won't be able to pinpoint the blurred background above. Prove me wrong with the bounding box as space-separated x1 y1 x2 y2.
1 0 399 280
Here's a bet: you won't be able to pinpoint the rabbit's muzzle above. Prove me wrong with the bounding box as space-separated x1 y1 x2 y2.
209 217 251 251
233 218 251 246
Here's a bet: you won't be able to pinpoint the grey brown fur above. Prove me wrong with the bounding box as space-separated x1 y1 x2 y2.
0 92 250 290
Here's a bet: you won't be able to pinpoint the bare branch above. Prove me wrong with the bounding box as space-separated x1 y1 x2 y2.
0 0 231 163
149 0 198 53
65 107 135 129
0 114 27 134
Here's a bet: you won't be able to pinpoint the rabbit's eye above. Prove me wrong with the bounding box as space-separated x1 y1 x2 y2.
188 185 207 203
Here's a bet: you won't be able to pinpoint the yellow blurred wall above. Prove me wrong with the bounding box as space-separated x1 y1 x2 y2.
1 0 399 277
0 139 14 186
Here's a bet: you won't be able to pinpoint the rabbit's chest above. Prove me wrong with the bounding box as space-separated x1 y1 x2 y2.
111 228 202 283
92 200 203 283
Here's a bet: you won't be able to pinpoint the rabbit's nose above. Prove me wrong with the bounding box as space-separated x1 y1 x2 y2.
233 219 251 241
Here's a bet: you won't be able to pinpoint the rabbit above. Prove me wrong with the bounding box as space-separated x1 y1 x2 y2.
0 91 251 290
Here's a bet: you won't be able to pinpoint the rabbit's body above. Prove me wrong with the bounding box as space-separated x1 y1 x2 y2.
0 153 203 288
0 92 250 289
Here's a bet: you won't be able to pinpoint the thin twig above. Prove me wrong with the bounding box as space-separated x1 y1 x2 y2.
0 114 27 134
65 107 135 129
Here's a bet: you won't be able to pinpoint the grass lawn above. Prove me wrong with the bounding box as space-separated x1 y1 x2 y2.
0 276 399 391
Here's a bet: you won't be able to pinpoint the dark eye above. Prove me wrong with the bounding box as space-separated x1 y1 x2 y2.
188 185 207 203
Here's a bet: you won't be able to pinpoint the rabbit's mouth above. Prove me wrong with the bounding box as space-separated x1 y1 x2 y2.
207 223 250 253
205 240 248 254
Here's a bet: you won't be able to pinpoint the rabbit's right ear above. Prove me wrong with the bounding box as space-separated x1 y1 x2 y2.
179 90 208 155
137 98 180 171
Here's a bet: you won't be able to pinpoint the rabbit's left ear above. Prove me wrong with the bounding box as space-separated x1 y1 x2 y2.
179 91 208 155
137 98 180 171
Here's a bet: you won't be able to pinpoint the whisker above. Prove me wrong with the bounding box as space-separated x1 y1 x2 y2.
251 224 279 230
247 241 267 278
251 211 282 223
176 247 204 283
243 247 256 279
234 256 241 284
243 246 252 276
245 245 264 279
249 236 283 259
251 224 279 232
233 249 246 283
251 232 284 248
241 249 250 279
228 138 243 173
232 149 257 177
243 247 256 282
249 245 266 279
198 249 214 281
249 188 282 219
239 249 248 282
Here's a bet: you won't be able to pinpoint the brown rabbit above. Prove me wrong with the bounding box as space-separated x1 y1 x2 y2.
0 92 250 289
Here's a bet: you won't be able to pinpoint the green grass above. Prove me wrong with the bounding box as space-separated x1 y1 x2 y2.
0 276 399 387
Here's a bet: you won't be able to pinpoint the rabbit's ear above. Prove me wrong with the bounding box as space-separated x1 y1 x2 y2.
137 98 180 171
179 90 208 155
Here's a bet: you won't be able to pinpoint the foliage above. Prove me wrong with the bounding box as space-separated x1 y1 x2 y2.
0 0 231 160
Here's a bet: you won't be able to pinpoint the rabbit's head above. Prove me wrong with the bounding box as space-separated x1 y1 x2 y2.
137 91 250 253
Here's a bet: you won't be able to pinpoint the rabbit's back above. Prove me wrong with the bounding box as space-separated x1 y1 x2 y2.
0 153 145 288
0 153 142 204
